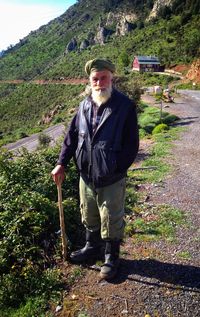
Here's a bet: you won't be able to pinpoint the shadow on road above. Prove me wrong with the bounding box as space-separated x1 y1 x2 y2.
172 116 199 127
111 258 200 292
134 152 151 164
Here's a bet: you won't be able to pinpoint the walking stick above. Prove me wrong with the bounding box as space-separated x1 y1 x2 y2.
57 181 67 261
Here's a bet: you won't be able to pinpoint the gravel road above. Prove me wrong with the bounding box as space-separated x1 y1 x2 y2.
177 89 200 102
4 123 65 153
149 90 200 224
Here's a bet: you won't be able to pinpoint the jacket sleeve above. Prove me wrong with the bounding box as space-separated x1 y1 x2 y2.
57 113 79 168
117 103 139 172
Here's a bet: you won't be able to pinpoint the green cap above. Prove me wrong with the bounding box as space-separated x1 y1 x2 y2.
85 58 115 76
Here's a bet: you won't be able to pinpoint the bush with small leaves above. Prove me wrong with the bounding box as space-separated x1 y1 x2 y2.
38 133 52 148
152 123 169 135
0 146 80 312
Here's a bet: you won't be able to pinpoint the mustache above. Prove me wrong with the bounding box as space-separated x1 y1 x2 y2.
94 87 107 91
93 87 111 93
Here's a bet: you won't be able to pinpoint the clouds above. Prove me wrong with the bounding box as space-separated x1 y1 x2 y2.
0 1 74 51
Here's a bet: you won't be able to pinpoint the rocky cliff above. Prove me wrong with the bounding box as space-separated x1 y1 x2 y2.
148 0 173 19
186 59 200 83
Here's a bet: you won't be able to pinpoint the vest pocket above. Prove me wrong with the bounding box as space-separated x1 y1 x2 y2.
93 143 117 179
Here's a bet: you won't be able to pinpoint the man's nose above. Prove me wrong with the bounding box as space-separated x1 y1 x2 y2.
96 79 103 85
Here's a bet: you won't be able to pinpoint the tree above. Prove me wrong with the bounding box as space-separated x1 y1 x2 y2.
38 132 52 148
118 51 130 68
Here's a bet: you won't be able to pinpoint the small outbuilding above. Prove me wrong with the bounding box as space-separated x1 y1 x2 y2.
132 56 165 72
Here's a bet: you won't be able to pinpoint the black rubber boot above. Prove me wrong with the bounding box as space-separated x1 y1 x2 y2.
70 229 102 263
100 240 120 280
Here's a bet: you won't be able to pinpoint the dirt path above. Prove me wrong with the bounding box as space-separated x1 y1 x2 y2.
0 78 88 85
55 92 200 317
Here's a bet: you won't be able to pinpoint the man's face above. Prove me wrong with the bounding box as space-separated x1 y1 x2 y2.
90 70 113 91
89 69 113 106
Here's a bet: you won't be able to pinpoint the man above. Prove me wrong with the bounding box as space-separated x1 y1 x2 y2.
51 58 139 280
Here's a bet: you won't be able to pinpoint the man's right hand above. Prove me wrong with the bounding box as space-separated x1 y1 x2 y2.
51 165 65 185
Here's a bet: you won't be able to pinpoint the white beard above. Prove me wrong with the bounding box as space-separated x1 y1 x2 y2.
91 86 112 107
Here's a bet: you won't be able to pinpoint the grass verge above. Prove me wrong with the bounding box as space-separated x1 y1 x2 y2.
125 124 187 244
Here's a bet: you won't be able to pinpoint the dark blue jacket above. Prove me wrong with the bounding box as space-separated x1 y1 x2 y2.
58 89 139 188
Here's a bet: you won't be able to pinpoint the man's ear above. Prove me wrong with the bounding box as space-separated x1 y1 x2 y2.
85 85 92 95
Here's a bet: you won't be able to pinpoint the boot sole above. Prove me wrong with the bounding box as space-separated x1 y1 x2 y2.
99 271 117 280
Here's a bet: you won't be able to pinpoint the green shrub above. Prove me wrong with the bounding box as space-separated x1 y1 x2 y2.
53 116 65 124
138 103 178 134
139 128 147 138
152 123 169 134
16 131 29 139
118 51 130 68
114 76 141 105
0 147 80 313
177 82 200 90
138 110 160 134
38 133 52 148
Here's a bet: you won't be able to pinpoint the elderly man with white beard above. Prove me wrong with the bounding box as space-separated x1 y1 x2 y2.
51 58 139 280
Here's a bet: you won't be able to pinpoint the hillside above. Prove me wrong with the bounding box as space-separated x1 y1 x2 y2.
0 0 199 80
0 82 84 145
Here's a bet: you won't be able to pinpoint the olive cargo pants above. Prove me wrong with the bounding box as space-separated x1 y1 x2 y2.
79 177 126 240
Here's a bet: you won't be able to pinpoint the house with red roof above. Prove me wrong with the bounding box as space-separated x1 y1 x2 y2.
132 56 165 72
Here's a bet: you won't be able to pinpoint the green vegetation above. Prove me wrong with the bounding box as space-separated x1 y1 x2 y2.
0 83 84 145
129 72 175 87
125 205 185 242
125 124 186 243
152 123 169 134
0 71 177 145
177 250 192 260
38 132 52 149
78 313 90 317
125 103 186 243
135 126 182 184
0 74 146 144
39 12 200 80
138 102 178 135
0 146 81 316
68 267 84 286
176 82 200 89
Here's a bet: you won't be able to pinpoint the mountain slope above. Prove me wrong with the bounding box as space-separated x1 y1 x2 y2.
0 0 199 80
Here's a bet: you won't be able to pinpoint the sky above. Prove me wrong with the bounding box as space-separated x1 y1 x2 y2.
0 0 76 51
